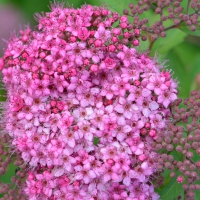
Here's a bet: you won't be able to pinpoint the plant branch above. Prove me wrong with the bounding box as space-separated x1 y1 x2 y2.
187 0 191 14
147 3 157 10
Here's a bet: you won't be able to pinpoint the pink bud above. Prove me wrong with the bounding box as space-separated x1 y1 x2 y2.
57 101 65 110
138 154 146 161
108 44 116 52
22 35 29 42
145 122 151 129
88 38 94 45
28 172 35 180
90 64 99 72
90 30 95 36
124 32 130 38
53 108 58 114
134 29 140 36
73 126 79 131
120 22 127 29
134 80 141 86
39 52 46 58
117 44 123 50
94 39 102 47
112 36 119 43
120 16 128 22
177 176 184 183
102 9 109 16
73 181 80 186
140 128 147 135
113 28 121 36
32 73 39 79
31 66 39 72
43 74 50 80
94 10 101 16
22 52 28 59
132 39 139 46
69 36 76 42
107 159 114 165
68 68 77 76
196 161 200 167
50 100 57 107
197 148 200 154
149 129 157 137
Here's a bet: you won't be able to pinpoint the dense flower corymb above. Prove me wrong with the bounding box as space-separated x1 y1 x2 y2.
0 3 177 200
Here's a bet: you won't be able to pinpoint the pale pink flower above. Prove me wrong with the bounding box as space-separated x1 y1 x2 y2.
94 25 111 41
117 45 136 67
158 90 177 108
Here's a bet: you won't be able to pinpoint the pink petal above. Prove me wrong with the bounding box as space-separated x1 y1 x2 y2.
149 101 159 110
163 99 170 108
106 93 113 100
105 105 113 113
88 170 96 179
124 111 132 119
114 104 124 113
68 138 75 148
146 83 154 90
127 93 135 102
135 148 143 155
53 168 64 177
154 87 161 95
117 133 126 141
137 120 144 129
123 177 131 186
84 132 93 141
142 88 151 97
123 125 132 133
142 108 150 117
102 174 110 183
75 172 83 180
170 93 177 101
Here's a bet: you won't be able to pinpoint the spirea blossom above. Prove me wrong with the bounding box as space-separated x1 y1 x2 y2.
0 2 178 200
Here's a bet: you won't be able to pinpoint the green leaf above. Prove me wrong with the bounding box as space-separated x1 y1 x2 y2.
105 0 134 15
0 162 16 198
93 137 99 146
173 41 200 93
164 49 190 98
151 28 187 55
179 22 200 37
159 171 183 200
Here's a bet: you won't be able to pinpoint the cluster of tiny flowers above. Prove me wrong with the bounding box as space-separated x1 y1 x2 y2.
154 91 200 200
0 3 178 200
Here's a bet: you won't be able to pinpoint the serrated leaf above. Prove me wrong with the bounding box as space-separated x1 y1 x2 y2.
179 22 200 37
93 137 99 146
159 171 183 200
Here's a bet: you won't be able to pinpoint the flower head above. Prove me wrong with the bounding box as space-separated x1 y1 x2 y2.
0 3 178 200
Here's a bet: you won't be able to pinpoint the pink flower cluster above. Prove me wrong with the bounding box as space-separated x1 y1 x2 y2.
0 3 178 200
